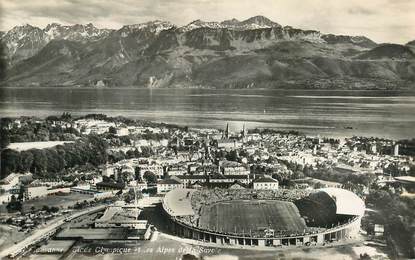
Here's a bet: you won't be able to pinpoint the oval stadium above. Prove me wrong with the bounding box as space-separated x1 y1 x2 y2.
162 188 365 247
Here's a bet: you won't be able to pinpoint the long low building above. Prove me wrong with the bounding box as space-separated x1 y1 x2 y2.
95 201 148 230
394 176 415 192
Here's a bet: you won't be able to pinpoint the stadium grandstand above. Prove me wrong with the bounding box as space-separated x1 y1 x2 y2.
162 188 365 247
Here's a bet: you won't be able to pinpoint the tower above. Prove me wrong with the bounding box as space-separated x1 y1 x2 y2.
224 123 229 139
241 123 246 138
393 144 399 156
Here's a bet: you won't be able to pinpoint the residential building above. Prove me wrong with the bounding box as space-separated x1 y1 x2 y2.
156 178 185 193
253 176 279 190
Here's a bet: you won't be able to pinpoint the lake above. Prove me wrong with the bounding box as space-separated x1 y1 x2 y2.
0 87 414 139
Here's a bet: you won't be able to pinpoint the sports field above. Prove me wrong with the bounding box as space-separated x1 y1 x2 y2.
199 200 307 234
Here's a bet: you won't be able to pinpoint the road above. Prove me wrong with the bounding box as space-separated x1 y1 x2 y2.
0 204 106 259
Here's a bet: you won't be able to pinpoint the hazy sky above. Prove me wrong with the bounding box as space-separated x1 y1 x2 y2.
1 0 414 44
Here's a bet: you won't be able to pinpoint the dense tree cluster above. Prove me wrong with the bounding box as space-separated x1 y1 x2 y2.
366 190 415 258
281 160 377 187
107 146 154 163
143 171 158 184
309 166 377 187
1 135 108 178
397 139 415 156
0 117 79 148
249 128 300 136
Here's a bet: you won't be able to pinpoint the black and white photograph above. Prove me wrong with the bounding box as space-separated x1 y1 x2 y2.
0 1 414 259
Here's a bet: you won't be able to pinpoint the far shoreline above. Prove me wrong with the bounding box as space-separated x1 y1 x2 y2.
1 85 414 91
1 113 414 141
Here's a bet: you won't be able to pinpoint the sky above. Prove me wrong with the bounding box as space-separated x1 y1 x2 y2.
1 0 414 44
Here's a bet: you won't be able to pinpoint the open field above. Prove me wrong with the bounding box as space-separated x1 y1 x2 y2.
7 141 74 152
22 193 94 213
199 200 307 234
0 224 26 252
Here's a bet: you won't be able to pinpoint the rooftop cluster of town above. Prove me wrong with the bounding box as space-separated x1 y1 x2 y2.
1 114 414 205
0 114 414 258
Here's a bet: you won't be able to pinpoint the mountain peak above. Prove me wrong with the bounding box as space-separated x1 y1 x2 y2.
123 20 173 28
119 20 174 36
44 23 61 29
181 20 222 32
42 22 111 42
10 24 38 32
189 19 204 25
181 16 280 32
221 18 240 26
240 15 280 28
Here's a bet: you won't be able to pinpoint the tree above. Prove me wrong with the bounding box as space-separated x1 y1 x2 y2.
124 188 143 203
45 148 62 173
86 135 108 165
1 149 20 178
384 163 400 177
225 150 238 162
31 149 47 175
19 150 34 172
141 146 153 158
46 115 59 122
126 150 135 159
143 171 157 184
0 128 10 148
108 126 117 134
60 112 72 122
36 128 50 141
6 195 22 212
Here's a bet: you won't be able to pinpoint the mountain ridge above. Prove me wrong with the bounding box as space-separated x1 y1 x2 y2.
1 16 414 89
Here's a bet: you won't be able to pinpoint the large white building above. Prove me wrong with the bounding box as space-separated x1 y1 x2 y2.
167 164 187 176
139 164 164 179
219 160 250 175
0 173 23 192
157 178 185 193
253 176 279 190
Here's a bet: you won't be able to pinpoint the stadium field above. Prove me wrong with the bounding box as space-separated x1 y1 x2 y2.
199 200 307 234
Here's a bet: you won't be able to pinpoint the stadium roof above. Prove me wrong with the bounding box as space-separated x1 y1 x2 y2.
162 188 195 217
318 188 365 216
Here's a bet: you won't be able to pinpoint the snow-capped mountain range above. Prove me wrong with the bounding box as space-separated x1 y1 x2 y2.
1 16 414 89
2 23 111 63
180 15 281 32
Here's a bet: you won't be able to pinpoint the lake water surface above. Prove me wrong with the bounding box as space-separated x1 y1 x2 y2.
0 88 414 139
